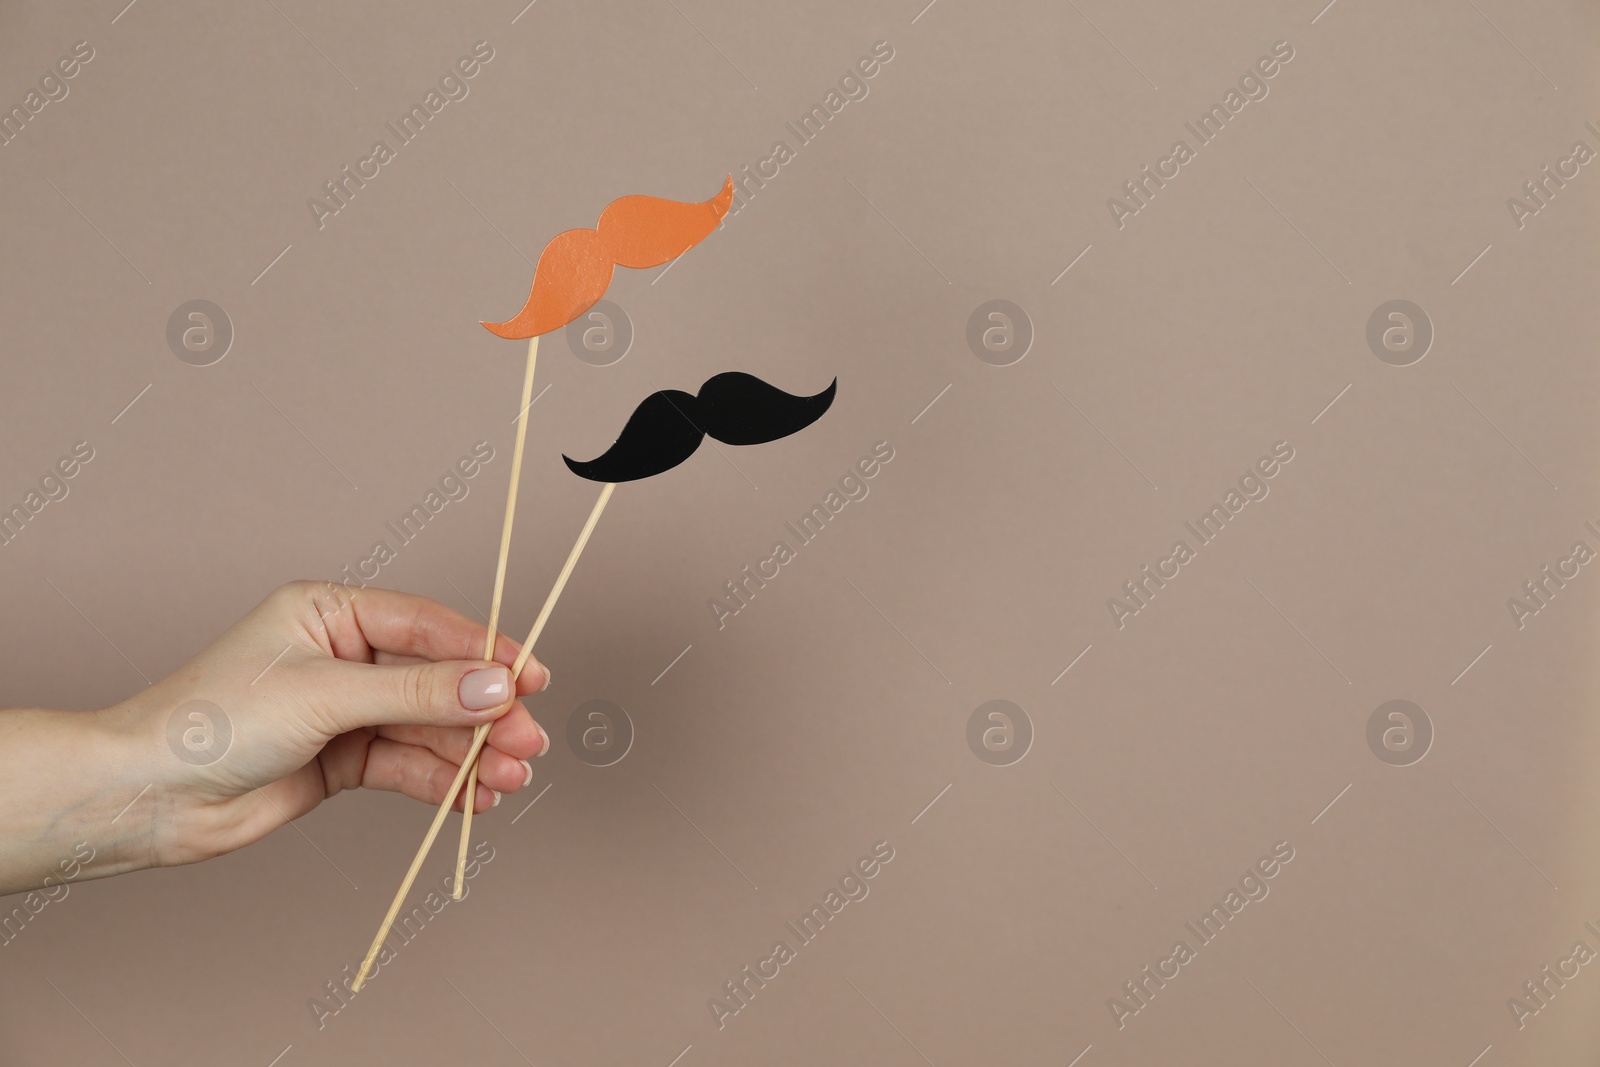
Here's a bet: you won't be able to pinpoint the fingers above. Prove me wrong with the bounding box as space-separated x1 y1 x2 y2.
306 656 526 736
378 705 549 764
485 702 548 760
371 652 428 667
361 738 507 813
339 587 548 690
322 730 537 807
373 651 549 699
385 720 545 791
469 744 535 794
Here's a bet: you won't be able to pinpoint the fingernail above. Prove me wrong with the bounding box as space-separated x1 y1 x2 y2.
535 720 551 757
540 666 551 691
460 666 512 711
491 789 502 808
520 759 534 786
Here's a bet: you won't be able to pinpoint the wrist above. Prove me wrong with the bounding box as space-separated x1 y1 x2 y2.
0 705 161 894
96 686 243 871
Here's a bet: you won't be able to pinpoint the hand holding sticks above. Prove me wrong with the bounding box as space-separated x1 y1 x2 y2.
352 481 614 991
351 175 762 991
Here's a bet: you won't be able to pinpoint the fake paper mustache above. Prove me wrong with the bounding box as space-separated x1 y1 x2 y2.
482 177 735 339
564 372 838 482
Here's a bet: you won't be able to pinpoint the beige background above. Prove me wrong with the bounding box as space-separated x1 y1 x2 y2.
2 0 1598 1063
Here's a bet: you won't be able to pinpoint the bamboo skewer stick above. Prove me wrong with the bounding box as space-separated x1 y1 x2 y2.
456 335 540 898
450 478 615 893
351 480 616 991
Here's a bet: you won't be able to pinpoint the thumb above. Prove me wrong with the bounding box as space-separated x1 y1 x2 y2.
312 660 516 733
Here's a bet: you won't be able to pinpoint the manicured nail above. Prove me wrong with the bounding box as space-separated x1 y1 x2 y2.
460 666 512 711
491 789 502 808
540 666 551 691
534 720 551 757
520 759 534 786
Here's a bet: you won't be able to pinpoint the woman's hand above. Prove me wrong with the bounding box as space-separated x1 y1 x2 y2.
0 582 550 895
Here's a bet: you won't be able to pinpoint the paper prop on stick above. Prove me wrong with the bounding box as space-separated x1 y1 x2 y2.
352 177 733 992
482 178 735 338
564 372 838 482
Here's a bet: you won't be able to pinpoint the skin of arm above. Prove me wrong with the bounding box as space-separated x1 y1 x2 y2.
0 582 550 897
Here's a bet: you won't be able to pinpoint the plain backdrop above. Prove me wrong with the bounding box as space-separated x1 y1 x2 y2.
0 0 1596 1064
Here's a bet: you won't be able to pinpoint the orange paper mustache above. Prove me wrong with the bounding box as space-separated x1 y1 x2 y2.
482 176 734 339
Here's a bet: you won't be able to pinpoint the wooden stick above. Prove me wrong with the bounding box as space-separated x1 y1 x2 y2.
455 335 540 898
450 477 615 893
351 481 615 992
514 481 615 658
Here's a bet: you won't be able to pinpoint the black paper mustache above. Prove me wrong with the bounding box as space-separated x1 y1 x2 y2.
563 372 837 482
